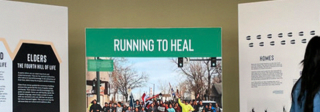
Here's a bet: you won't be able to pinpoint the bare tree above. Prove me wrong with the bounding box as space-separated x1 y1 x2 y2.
172 59 207 99
172 58 222 100
111 58 149 102
203 60 212 99
208 60 222 105
110 58 123 102
157 80 169 94
217 60 222 82
202 59 221 100
176 80 188 99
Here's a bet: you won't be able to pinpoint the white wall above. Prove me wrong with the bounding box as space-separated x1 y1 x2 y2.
239 0 320 112
0 1 68 112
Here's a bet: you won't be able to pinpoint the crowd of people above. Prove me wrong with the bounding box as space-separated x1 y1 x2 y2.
89 95 221 112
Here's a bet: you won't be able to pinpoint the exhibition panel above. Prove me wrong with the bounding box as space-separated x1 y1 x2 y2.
86 28 221 57
0 39 13 111
4 0 275 111
85 28 223 112
0 1 68 112
239 0 320 112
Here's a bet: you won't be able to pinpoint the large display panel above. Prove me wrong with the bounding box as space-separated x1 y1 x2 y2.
0 1 68 112
239 0 320 112
85 28 223 112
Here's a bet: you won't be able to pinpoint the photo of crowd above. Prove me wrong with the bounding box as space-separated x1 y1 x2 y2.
87 57 222 112
89 94 222 112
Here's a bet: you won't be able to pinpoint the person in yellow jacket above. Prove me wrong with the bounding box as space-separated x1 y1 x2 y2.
186 102 195 112
88 103 92 112
177 95 194 112
88 100 93 112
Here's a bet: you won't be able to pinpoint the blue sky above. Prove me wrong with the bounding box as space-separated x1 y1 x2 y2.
123 58 183 99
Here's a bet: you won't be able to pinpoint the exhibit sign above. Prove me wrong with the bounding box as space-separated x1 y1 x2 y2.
85 28 223 110
87 59 113 71
0 39 13 112
239 0 320 112
13 42 61 112
86 28 221 57
0 1 68 112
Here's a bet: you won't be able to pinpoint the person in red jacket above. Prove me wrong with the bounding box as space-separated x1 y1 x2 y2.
174 103 181 112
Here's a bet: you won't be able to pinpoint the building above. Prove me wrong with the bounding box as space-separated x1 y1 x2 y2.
86 57 111 107
211 83 222 107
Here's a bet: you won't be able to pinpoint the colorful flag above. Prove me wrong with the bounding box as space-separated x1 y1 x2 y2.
169 83 175 96
142 93 162 109
141 93 147 102
129 93 134 107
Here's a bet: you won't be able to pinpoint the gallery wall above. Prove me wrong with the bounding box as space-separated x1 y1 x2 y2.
14 0 267 112
239 0 320 111
0 1 68 111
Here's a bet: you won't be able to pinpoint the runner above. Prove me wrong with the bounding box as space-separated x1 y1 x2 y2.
177 95 194 112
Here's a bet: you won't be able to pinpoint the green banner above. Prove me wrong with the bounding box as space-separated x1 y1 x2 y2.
87 59 113 71
86 28 221 57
